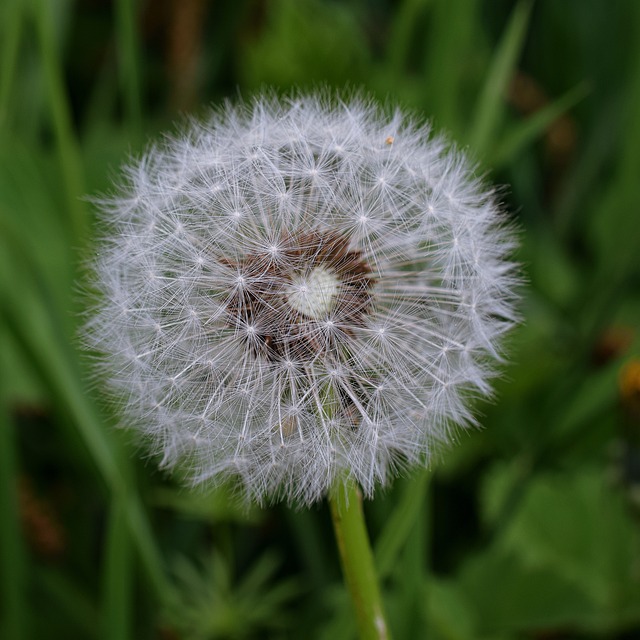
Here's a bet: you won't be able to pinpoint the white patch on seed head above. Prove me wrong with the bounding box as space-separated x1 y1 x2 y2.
286 266 340 319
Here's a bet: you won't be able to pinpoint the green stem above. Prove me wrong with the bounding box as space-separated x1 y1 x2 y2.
329 479 391 640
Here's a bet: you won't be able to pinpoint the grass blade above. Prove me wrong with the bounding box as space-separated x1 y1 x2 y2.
423 0 478 135
0 225 171 603
386 0 431 74
374 468 430 579
30 0 86 240
38 567 100 638
0 0 24 128
114 0 142 138
468 0 532 155
103 499 133 640
492 82 589 168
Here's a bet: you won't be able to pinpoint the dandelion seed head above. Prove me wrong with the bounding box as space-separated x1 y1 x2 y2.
85 91 519 506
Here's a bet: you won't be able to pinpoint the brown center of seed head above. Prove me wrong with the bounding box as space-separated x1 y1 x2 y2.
223 230 375 362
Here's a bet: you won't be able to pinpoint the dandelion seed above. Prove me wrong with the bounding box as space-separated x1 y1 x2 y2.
85 92 519 506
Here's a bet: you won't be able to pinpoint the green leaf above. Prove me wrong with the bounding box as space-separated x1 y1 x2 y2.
0 136 76 319
503 469 640 612
458 545 595 636
426 578 477 640
482 465 640 631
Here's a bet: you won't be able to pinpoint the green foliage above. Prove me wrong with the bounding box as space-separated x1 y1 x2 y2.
164 552 298 639
1 0 639 638
475 464 640 634
239 0 371 90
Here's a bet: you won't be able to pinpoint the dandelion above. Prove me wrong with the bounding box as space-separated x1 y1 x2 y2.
86 92 518 507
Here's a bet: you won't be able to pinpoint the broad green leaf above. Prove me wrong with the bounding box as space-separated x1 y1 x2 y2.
426 578 477 640
482 465 640 630
458 546 596 635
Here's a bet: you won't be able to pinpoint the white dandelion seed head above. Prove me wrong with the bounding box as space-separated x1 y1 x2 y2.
85 91 520 506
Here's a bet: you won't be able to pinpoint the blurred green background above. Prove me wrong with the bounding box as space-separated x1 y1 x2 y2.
1 0 640 638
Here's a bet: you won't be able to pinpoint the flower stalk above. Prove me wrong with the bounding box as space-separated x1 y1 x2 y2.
329 480 390 640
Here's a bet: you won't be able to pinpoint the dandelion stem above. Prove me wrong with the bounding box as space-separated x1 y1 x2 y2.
329 479 391 640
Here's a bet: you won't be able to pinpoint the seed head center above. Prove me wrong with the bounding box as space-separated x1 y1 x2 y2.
286 266 340 319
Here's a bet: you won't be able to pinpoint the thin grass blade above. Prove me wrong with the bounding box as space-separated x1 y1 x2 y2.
468 0 533 155
103 499 133 640
374 468 430 580
0 0 24 128
492 83 589 168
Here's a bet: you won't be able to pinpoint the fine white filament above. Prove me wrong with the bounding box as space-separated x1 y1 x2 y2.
85 93 519 505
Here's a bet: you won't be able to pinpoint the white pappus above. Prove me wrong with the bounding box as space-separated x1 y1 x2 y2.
85 92 519 506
